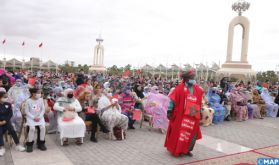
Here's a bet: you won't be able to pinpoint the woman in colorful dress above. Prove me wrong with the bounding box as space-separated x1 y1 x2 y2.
98 88 128 140
145 86 169 133
118 86 135 129
251 88 267 117
206 87 226 124
229 88 248 121
239 88 262 119
261 88 278 117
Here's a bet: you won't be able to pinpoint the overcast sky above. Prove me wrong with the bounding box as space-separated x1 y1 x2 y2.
0 0 278 71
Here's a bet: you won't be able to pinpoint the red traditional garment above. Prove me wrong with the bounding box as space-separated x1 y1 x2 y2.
164 83 203 157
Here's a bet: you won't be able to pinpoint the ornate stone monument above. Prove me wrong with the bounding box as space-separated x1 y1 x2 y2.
89 34 107 74
216 0 256 83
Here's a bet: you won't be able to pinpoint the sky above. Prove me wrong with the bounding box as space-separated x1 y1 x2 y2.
0 0 278 72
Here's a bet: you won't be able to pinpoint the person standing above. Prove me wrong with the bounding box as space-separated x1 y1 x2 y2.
165 70 204 157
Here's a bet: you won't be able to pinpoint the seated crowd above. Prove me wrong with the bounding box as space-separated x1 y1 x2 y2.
0 68 279 157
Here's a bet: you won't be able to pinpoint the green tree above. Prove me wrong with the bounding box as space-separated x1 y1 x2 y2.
124 64 132 71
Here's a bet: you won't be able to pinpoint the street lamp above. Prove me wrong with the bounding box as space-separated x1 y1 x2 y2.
232 0 250 16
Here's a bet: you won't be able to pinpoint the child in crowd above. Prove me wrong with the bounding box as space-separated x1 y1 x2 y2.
25 88 46 152
0 91 25 156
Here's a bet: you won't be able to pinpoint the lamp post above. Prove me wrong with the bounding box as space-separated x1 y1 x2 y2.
195 64 199 81
232 0 250 16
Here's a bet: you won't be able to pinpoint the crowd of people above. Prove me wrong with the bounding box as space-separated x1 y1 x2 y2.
0 68 279 157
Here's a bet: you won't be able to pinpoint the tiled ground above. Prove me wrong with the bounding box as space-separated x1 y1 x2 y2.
2 117 279 165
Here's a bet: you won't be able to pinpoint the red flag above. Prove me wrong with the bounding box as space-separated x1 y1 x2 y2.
2 39 5 44
39 43 43 47
137 70 142 75
22 42 25 46
124 70 130 76
110 94 118 102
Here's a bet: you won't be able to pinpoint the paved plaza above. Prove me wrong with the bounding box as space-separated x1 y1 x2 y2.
1 117 279 165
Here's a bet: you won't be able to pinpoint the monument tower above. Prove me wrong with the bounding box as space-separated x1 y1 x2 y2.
89 33 107 74
216 0 256 83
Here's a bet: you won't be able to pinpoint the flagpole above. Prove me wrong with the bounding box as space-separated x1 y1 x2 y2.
3 42 6 70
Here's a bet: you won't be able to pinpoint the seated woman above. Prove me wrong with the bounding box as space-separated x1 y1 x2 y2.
41 91 57 133
98 89 128 140
217 88 231 121
0 91 25 156
53 88 86 147
261 88 279 117
118 86 136 129
206 87 226 124
251 88 267 117
239 88 262 119
77 90 109 142
229 88 248 121
133 84 144 110
200 94 215 127
145 86 169 133
12 84 32 131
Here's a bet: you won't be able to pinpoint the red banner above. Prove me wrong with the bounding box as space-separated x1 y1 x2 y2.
29 78 36 85
137 70 142 75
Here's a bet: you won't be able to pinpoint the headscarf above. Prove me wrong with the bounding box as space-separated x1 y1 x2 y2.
0 87 12 103
56 88 75 107
102 88 112 99
143 87 149 94
59 81 67 88
206 87 220 103
261 88 273 104
14 85 31 113
104 82 110 89
14 74 22 81
239 88 252 102
53 87 63 101
229 87 244 103
251 88 259 97
123 86 131 97
0 68 15 86
151 86 157 94
257 82 261 87
74 86 85 99
134 84 144 99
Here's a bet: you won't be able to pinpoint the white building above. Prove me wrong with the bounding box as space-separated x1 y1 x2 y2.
65 60 75 67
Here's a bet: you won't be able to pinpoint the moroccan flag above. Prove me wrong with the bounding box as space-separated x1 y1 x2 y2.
22 42 25 46
124 70 129 76
2 39 5 44
39 43 43 47
110 94 118 102
137 70 142 75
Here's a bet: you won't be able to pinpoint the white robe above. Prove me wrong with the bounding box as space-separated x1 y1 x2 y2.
53 99 86 139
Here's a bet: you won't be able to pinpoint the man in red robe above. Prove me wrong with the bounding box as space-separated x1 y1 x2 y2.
165 70 204 157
